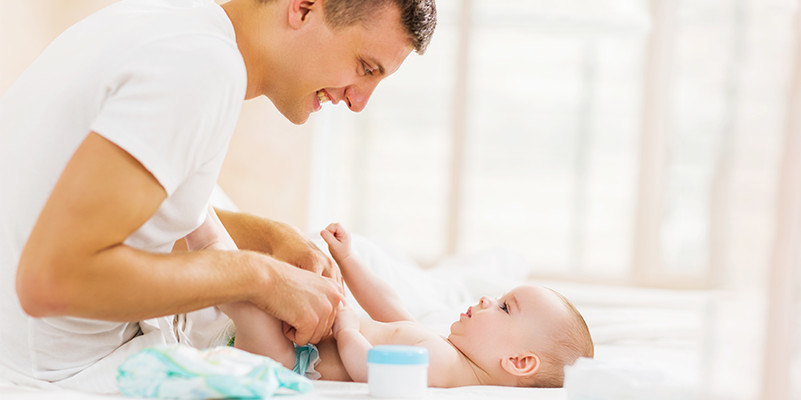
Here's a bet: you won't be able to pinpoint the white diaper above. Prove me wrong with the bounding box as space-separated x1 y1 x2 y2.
293 344 322 380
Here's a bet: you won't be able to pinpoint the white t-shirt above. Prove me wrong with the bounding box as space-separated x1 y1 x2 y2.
0 0 246 390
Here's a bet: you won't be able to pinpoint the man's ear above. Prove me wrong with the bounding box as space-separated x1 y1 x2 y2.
501 353 541 377
287 0 320 29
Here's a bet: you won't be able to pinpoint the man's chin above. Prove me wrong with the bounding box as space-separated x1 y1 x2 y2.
278 108 311 125
289 114 310 125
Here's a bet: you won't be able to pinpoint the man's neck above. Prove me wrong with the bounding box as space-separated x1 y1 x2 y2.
221 0 278 99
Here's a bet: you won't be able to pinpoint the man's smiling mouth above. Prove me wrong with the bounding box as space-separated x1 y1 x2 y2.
317 90 329 104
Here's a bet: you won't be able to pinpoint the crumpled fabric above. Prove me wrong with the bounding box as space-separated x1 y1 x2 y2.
117 344 312 398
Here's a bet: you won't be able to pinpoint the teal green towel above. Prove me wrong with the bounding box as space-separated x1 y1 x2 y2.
117 344 312 398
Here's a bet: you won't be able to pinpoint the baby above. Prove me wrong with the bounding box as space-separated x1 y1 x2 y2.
188 209 593 387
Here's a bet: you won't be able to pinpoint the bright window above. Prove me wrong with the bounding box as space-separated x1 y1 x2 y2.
310 0 795 289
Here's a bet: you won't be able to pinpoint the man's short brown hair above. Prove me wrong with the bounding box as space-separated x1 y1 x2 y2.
258 0 436 53
323 0 437 54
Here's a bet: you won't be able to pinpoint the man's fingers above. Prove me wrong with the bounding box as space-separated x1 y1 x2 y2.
263 262 343 346
308 260 324 275
323 305 338 340
315 284 342 343
311 294 339 343
331 267 344 288
313 306 336 343
292 321 312 346
322 260 343 286
290 296 337 345
283 324 296 342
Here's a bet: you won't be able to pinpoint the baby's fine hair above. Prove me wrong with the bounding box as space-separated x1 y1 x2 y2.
527 289 594 388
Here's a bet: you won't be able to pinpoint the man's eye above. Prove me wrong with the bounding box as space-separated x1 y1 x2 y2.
363 63 374 76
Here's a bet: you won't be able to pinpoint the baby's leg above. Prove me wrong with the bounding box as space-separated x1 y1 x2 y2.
184 206 238 251
219 301 297 369
185 207 296 368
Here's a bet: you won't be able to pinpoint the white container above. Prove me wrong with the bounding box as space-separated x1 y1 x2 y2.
367 345 429 398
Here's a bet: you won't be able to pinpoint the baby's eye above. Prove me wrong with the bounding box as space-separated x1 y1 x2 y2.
500 302 509 313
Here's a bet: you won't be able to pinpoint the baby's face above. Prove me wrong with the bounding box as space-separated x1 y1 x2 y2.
447 285 569 366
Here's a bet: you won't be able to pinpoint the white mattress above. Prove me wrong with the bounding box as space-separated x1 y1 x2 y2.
0 234 710 399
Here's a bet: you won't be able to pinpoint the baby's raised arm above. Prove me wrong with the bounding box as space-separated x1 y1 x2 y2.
321 223 414 322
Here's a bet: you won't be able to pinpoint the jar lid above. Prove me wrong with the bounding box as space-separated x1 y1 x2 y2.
368 345 429 365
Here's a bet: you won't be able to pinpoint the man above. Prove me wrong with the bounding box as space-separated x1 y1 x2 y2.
0 0 436 393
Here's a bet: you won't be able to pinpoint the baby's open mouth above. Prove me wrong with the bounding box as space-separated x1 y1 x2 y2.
466 307 472 318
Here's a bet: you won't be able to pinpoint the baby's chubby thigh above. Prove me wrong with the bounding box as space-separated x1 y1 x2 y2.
220 301 297 369
314 337 352 381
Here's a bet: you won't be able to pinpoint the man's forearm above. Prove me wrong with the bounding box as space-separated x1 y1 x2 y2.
216 209 341 283
215 209 295 254
18 244 268 322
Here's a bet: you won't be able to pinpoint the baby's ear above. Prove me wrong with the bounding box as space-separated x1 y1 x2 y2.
501 352 540 378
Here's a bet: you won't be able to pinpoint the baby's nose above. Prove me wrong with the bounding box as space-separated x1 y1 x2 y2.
479 296 493 308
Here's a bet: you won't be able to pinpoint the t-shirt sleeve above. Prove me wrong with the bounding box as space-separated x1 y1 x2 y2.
90 35 245 195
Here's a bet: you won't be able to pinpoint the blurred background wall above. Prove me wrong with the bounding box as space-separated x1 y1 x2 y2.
1 1 799 398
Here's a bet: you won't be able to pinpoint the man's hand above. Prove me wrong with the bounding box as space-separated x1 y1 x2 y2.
215 210 343 287
185 209 342 344
255 258 343 345
183 209 341 345
272 231 342 286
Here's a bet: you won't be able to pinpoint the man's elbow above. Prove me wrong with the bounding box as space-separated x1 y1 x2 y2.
16 260 69 318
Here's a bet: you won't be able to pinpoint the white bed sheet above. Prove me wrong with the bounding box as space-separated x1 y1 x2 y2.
0 234 709 399
0 380 568 400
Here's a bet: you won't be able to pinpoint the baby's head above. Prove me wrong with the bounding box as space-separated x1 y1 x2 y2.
447 284 593 388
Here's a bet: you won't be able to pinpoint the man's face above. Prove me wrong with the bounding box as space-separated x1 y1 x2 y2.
269 4 413 124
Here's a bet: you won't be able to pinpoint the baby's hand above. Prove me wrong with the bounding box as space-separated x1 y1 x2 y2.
320 223 352 262
332 303 360 338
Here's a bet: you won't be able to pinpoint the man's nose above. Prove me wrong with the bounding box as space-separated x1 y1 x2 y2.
344 79 379 112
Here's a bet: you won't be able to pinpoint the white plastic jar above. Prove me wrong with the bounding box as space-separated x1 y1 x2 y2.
367 345 429 398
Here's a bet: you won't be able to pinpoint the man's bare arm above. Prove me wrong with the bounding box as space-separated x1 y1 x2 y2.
16 132 340 344
216 209 342 286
